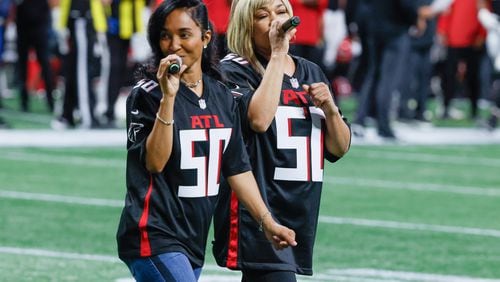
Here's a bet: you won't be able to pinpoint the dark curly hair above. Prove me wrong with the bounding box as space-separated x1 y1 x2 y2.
135 0 221 81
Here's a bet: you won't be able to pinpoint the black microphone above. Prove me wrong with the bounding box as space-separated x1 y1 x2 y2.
168 57 182 74
281 16 301 32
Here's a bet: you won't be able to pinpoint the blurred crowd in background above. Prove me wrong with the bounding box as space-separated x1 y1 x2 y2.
0 0 499 140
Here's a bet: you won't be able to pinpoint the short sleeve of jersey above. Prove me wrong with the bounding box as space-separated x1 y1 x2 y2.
125 80 161 166
219 55 260 138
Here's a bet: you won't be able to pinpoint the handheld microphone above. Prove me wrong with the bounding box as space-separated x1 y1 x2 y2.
168 57 182 74
281 16 301 32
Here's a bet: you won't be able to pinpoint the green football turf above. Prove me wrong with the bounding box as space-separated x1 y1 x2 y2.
1 144 499 281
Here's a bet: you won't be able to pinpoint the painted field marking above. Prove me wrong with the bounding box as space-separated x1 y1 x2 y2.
3 146 500 168
348 150 500 167
0 190 123 207
2 190 499 238
0 151 124 167
0 246 119 263
322 268 500 282
0 129 125 147
324 176 500 197
319 216 500 238
2 246 499 282
2 151 497 197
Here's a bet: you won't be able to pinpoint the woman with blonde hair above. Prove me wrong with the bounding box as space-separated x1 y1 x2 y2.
213 0 351 281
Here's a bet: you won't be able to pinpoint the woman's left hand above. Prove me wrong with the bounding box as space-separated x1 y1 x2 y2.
303 83 339 116
262 217 298 250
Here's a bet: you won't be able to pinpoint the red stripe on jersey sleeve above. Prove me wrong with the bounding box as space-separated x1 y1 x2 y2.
226 191 240 268
138 175 154 257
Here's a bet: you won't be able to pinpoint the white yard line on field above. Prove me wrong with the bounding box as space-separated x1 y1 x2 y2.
2 190 499 238
352 126 500 146
350 150 500 167
0 190 123 207
325 176 500 197
319 216 500 238
2 148 496 197
0 151 124 167
322 269 500 282
0 129 125 147
4 146 499 168
2 246 499 282
1 126 500 147
0 246 119 263
1 150 497 197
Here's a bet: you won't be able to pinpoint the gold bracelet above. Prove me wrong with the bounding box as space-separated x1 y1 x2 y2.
156 113 174 126
258 211 271 232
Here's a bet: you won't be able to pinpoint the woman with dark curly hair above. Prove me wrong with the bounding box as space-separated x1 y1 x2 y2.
116 1 296 281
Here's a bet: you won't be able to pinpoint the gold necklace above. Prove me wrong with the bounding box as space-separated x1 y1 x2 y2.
181 79 202 88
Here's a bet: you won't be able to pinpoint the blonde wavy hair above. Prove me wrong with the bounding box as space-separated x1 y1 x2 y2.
227 0 293 75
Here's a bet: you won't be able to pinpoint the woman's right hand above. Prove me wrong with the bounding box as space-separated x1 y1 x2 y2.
268 18 297 55
156 54 184 98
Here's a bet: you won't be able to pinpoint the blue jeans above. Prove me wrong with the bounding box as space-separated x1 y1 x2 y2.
124 252 202 282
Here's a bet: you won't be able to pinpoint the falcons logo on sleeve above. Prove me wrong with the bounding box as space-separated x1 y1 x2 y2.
128 123 144 143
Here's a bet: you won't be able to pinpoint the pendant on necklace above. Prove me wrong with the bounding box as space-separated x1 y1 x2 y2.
290 77 299 89
199 99 207 109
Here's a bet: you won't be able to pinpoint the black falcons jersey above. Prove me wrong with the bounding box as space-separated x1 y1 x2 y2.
117 75 251 268
212 53 350 275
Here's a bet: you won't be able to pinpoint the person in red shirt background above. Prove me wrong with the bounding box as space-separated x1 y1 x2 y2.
289 0 329 71
437 0 487 120
151 0 163 9
203 0 232 59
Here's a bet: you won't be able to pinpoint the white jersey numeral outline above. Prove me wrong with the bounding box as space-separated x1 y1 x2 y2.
134 79 158 92
178 128 232 198
274 106 325 182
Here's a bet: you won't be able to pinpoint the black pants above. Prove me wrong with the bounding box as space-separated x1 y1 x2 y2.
16 22 54 112
241 269 297 282
105 34 129 122
61 17 99 127
443 46 484 119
